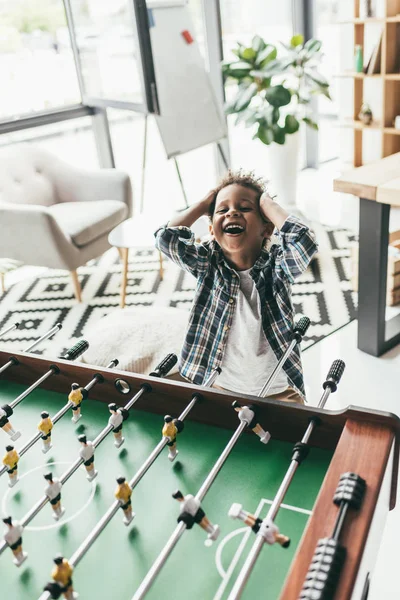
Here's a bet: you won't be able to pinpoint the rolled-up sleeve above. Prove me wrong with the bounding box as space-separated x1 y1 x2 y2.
154 225 209 279
271 216 318 283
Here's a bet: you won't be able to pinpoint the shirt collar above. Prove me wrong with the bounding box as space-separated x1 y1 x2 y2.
209 240 270 272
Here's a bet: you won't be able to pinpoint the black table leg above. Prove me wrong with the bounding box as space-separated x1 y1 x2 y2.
358 197 400 356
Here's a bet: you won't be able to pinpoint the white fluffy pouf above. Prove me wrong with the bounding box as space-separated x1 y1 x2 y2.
81 307 189 375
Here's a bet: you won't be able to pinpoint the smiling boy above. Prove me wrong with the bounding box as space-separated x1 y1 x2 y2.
155 171 317 403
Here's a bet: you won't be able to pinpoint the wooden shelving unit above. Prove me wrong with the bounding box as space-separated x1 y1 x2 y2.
339 0 400 166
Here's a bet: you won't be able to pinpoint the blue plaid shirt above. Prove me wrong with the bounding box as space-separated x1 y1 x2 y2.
155 216 317 398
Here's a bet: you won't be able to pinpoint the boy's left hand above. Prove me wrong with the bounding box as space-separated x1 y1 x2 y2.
259 192 289 231
259 192 275 220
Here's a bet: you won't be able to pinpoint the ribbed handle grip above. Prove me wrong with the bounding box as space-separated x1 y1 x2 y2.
62 340 89 361
293 317 311 342
149 353 178 378
323 359 346 392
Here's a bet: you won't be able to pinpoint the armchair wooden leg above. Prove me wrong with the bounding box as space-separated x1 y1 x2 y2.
0 273 4 294
158 251 164 281
117 248 124 261
70 270 82 303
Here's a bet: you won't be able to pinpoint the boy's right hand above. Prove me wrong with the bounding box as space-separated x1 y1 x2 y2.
201 189 216 214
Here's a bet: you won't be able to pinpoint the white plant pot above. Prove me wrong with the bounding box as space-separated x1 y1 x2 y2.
266 131 301 209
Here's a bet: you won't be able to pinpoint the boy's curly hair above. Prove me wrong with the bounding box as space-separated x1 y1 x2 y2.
208 170 274 243
208 170 267 219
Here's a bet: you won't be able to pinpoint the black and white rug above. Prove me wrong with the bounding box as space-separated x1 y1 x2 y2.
0 223 357 357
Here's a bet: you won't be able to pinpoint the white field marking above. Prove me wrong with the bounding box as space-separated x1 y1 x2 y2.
1 461 96 532
213 498 312 600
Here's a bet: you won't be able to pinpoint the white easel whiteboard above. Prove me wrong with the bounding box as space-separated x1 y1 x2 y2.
147 0 227 158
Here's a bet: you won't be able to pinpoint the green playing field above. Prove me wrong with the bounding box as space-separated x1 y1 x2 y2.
0 381 333 600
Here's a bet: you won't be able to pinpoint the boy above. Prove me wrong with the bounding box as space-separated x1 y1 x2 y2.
155 171 317 403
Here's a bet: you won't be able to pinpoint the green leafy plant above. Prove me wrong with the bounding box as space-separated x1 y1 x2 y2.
222 33 332 145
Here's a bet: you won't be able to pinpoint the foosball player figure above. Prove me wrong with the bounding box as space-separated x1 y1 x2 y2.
115 476 135 525
78 435 97 481
0 404 21 441
228 503 290 548
68 383 88 424
38 411 53 453
2 516 28 566
172 490 220 545
108 403 127 448
43 554 78 600
162 415 184 462
44 473 65 521
232 401 271 444
2 444 19 487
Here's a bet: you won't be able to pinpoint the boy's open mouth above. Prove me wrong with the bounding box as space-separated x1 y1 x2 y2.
223 224 245 236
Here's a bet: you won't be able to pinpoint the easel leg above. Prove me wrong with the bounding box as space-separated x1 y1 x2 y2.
121 248 129 309
217 142 229 169
158 251 164 281
140 114 148 214
174 157 189 207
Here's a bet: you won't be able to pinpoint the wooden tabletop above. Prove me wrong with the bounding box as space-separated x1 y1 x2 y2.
333 152 400 206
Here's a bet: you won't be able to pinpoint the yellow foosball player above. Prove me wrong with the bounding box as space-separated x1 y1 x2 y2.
115 476 135 526
38 411 54 454
2 444 19 487
162 415 184 462
43 554 78 600
2 516 27 567
68 383 88 424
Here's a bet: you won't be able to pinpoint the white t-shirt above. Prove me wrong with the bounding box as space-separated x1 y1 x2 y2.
217 268 288 396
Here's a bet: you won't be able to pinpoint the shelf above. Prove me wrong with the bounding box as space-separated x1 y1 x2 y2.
336 72 382 78
384 128 400 135
385 74 400 79
337 18 385 24
386 15 400 22
339 119 382 130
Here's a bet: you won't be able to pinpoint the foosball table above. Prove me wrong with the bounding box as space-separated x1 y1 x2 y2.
0 344 398 600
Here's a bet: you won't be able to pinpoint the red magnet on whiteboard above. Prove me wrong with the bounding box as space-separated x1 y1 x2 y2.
181 30 194 44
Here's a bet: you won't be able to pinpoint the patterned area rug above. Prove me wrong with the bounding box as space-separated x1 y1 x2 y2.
0 222 357 357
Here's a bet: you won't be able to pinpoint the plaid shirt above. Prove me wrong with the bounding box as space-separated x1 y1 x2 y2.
155 216 317 398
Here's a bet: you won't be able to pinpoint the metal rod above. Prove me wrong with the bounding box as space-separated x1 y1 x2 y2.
197 422 247 502
35 369 221 596
9 368 57 409
0 361 118 478
132 523 187 600
133 418 247 600
0 324 62 375
23 324 62 353
227 385 334 600
332 503 348 542
0 322 19 339
258 338 296 397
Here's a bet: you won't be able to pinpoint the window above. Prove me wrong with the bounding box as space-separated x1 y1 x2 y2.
0 0 81 119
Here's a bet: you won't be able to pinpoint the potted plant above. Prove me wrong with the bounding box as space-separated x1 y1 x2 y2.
222 34 332 208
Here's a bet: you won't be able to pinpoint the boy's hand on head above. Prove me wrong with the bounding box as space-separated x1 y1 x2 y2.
259 192 288 231
201 189 216 214
259 192 276 218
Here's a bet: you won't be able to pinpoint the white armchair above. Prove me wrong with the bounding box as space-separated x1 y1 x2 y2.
0 143 132 301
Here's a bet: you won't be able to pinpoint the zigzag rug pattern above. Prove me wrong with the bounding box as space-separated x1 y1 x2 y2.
0 223 357 357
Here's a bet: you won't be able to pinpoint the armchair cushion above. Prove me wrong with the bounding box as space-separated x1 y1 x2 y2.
48 200 129 247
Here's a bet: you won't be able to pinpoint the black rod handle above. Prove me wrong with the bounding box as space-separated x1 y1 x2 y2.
323 359 345 393
61 340 89 361
293 317 311 342
149 353 178 378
